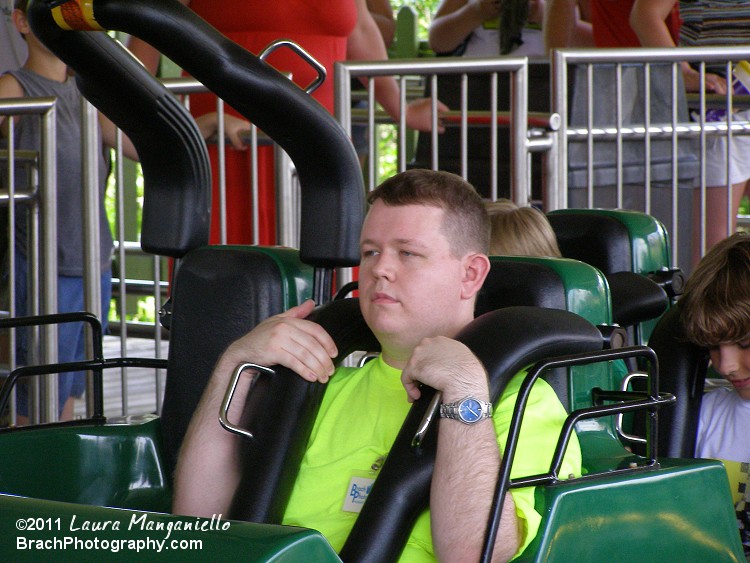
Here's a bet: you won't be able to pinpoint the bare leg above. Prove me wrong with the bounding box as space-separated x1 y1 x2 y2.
692 180 749 266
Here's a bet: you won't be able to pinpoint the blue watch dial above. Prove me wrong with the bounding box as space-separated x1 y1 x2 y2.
458 398 482 423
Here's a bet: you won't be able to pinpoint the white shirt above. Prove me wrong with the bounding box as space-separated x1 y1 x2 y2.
695 386 750 462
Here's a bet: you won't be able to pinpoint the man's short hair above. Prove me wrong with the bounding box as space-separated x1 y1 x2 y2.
14 0 28 12
680 232 750 347
367 169 490 256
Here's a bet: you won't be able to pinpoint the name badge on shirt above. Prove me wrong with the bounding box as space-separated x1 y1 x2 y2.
342 475 376 513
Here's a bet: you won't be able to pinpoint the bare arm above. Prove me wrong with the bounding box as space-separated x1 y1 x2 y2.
172 300 338 516
543 0 594 52
0 73 23 137
402 337 520 562
429 0 499 55
367 0 396 47
348 0 448 131
630 0 726 93
125 0 191 75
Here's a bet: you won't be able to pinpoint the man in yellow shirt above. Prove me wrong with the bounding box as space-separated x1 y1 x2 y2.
172 168 581 562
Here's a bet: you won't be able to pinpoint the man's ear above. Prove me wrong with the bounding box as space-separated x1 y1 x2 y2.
460 253 490 300
12 8 30 36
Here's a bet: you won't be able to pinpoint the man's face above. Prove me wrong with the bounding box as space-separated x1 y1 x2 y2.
709 339 750 400
358 200 472 365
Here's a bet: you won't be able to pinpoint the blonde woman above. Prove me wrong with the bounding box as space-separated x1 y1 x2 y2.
486 199 562 257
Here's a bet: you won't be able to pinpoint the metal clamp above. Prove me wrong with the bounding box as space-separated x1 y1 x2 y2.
259 39 326 95
219 362 275 439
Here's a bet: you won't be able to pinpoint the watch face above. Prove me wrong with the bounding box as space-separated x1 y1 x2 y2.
458 398 483 423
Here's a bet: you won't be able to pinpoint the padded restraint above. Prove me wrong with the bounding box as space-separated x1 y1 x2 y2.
548 212 632 274
229 298 380 523
647 305 708 458
27 2 211 258
339 306 605 563
38 0 365 267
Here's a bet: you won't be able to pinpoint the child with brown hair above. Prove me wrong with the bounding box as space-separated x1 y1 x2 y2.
679 231 750 555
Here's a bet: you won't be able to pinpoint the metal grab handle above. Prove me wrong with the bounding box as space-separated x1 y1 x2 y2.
219 362 275 439
259 39 326 95
411 392 441 450
615 371 649 445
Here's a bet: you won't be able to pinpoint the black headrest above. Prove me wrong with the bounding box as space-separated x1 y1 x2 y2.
607 271 668 328
548 213 632 274
476 261 567 317
647 305 708 458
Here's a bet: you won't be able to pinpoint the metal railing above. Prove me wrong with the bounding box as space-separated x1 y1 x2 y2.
551 46 750 272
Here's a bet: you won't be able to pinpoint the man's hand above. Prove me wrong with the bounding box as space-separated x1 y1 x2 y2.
401 336 490 403
222 300 339 383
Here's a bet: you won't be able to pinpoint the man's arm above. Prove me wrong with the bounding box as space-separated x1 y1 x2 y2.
401 336 520 562
172 299 338 516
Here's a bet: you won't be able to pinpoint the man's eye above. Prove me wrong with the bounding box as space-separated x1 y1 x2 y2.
361 249 378 258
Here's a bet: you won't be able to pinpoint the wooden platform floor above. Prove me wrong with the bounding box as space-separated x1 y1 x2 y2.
73 335 169 419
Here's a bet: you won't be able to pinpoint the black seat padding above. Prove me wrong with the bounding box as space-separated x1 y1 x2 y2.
476 261 567 316
548 213 632 275
647 305 708 458
162 248 292 474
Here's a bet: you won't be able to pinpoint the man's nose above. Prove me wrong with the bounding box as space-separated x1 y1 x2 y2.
371 252 395 279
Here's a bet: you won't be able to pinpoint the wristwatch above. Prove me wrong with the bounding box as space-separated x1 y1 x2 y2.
439 396 492 424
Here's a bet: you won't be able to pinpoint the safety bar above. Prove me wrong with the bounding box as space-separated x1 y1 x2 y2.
480 345 675 563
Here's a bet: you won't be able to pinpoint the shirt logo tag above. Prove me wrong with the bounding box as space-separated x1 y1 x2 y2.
342 475 375 513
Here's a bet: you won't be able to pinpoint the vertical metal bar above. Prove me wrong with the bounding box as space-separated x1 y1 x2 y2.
586 63 594 208
367 78 377 190
670 62 680 268
615 63 624 208
699 63 707 258
7 114 17 422
460 73 468 180
115 128 128 416
250 124 260 244
430 74 439 171
643 64 652 215
40 103 58 423
217 98 227 245
398 75 407 172
82 100 102 419
490 72 498 201
551 49 568 210
153 253 163 414
512 61 529 205
725 60 734 238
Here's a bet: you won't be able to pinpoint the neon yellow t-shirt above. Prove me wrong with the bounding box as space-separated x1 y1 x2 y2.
281 355 582 560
